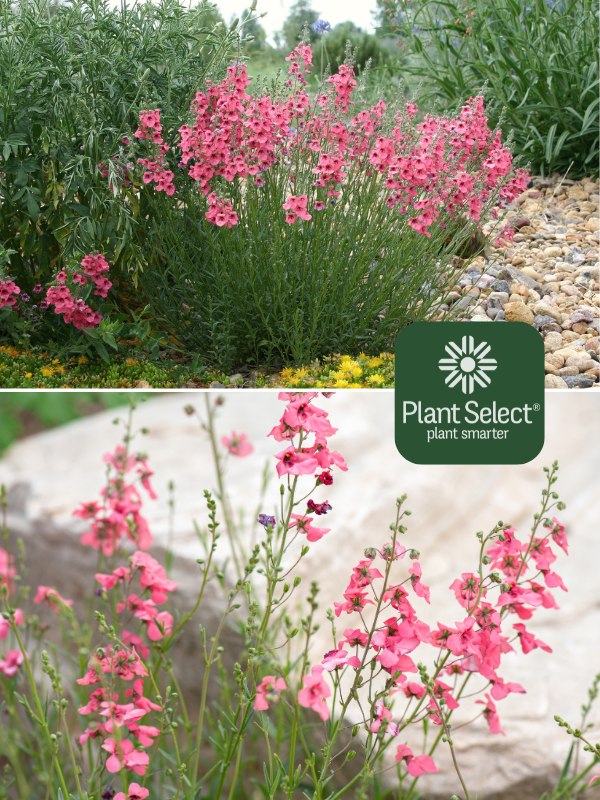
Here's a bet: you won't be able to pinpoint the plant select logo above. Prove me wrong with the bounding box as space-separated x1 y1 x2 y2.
395 322 544 465
438 336 497 395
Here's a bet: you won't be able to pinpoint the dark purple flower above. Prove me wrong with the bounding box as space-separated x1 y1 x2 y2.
307 499 332 515
258 514 276 528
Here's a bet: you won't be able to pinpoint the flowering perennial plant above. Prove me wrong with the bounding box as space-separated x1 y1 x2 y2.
0 253 112 330
127 47 529 367
136 47 527 236
0 396 597 800
74 444 156 556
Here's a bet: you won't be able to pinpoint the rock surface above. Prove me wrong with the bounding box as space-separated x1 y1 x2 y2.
0 393 599 798
441 176 600 388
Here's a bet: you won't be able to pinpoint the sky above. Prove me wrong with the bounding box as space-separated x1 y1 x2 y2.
218 0 379 40
106 0 380 43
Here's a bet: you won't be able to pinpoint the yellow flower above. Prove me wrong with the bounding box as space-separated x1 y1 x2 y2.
292 368 309 380
368 357 384 368
25 372 33 379
52 358 60 365
0 345 20 357
351 366 363 378
334 378 349 388
280 368 295 381
40 366 54 378
367 373 386 386
78 356 88 364
125 358 138 367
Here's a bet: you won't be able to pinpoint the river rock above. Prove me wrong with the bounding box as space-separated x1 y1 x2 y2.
504 301 535 324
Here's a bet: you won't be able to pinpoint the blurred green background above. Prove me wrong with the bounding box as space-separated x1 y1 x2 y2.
0 393 145 454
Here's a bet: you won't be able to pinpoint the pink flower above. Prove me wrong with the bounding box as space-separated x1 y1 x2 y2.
395 744 438 776
476 693 505 735
409 562 430 603
130 551 177 604
0 547 15 592
205 194 238 228
297 665 331 721
145 610 174 642
370 700 398 736
333 587 375 617
33 585 73 611
288 514 330 543
343 628 368 647
490 677 526 701
321 647 360 671
450 572 482 608
546 517 568 554
114 784 149 800
0 280 21 308
282 194 312 224
103 737 150 776
0 649 24 677
275 448 319 477
221 432 254 457
96 566 132 592
254 675 287 711
512 623 552 655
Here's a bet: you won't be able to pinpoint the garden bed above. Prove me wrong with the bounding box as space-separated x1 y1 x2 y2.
3 176 599 396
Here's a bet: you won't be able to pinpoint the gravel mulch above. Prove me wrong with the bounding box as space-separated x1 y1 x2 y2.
443 176 599 388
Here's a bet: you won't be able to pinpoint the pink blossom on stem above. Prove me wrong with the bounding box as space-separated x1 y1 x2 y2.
103 738 150 776
0 649 24 677
254 675 287 711
288 513 330 542
114 784 150 800
221 432 254 457
282 194 312 224
33 585 73 611
395 744 438 776
297 665 331 721
476 693 505 735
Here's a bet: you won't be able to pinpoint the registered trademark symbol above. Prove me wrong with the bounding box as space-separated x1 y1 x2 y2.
533 403 541 411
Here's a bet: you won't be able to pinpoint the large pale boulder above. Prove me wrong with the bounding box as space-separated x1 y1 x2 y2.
0 392 598 799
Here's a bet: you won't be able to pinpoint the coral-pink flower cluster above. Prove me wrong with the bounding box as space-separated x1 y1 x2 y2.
292 502 568 777
96 550 177 650
74 445 156 556
134 108 175 196
77 646 159 776
270 393 347 544
133 45 528 237
1 254 112 329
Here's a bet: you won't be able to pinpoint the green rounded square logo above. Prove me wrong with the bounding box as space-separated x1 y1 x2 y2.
395 322 545 464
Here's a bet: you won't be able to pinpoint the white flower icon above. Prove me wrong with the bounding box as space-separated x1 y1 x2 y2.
438 335 497 395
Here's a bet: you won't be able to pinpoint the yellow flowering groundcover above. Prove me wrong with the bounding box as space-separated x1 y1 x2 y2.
277 353 394 388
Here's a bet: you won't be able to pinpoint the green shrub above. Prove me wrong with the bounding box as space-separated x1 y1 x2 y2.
317 21 394 74
0 0 237 294
381 0 599 176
